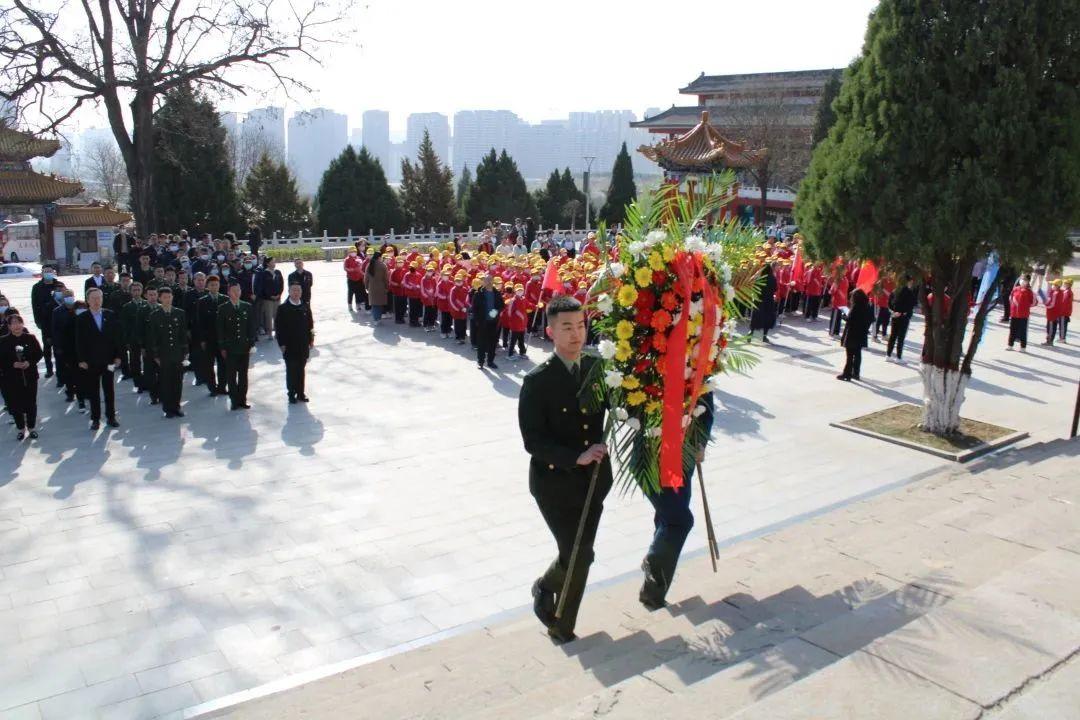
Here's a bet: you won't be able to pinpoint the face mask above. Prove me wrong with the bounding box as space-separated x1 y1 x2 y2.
348 253 357 258
244 262 254 270
53 290 64 301
63 297 75 306
44 272 56 281
515 291 523 297
169 244 179 251
222 269 230 276
216 253 225 261
0 305 8 313
75 308 86 315
200 255 210 261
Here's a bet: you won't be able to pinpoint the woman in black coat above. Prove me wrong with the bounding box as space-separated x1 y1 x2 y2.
838 289 875 381
749 263 778 342
0 314 44 439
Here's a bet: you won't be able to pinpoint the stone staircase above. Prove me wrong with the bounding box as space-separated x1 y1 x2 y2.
195 440 1080 719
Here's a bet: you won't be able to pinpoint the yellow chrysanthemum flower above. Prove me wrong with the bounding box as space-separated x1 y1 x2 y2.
621 376 641 390
662 245 675 262
615 340 632 362
647 252 665 271
626 390 647 406
615 320 635 340
645 401 662 415
634 266 653 288
617 284 639 307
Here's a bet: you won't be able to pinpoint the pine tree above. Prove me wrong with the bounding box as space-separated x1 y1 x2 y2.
456 164 472 218
241 153 309 236
400 130 459 230
465 149 536 226
810 70 842 149
315 146 404 236
533 167 587 228
599 142 637 226
151 84 239 234
796 0 1080 434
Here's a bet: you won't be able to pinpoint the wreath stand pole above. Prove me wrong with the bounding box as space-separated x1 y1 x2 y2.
555 461 602 620
696 461 720 572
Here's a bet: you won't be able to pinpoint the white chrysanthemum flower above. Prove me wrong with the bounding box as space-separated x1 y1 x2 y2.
628 241 646 256
709 344 720 361
604 369 624 388
724 319 738 336
685 236 706 254
645 230 666 246
625 417 641 432
607 262 625 278
647 427 663 438
596 294 614 314
721 264 732 283
614 407 629 421
724 283 736 300
597 338 616 359
707 243 725 263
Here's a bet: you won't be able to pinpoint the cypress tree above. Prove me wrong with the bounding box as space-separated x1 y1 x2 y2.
599 142 637 226
400 130 459 230
315 146 403 235
241 153 309 236
466 149 536 225
796 0 1080 434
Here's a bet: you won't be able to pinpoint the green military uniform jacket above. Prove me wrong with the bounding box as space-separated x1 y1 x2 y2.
216 299 256 354
106 288 132 316
517 352 613 495
146 307 188 364
120 298 147 346
137 302 161 355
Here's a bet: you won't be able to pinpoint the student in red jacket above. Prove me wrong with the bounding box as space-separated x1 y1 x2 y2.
1059 278 1074 343
420 263 439 332
1007 277 1036 351
448 272 470 344
829 276 850 336
344 248 365 311
506 284 530 359
872 282 891 342
1043 279 1063 345
436 270 453 338
403 261 423 327
804 265 824 320
388 257 407 324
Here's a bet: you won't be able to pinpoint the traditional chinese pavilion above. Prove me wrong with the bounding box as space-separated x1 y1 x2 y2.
637 110 764 219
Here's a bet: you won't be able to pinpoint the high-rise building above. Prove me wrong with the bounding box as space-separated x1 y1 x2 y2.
361 110 391 172
245 106 286 160
288 108 348 196
405 113 450 166
451 110 523 176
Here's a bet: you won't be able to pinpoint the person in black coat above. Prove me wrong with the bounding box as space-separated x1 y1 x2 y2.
471 273 505 370
0 315 44 439
75 287 123 429
886 276 918 361
29 265 63 378
838 289 875 381
274 283 315 403
287 259 314 305
749 264 779 343
51 290 80 403
246 223 263 256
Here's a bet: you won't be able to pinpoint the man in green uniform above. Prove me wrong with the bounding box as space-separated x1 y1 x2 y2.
107 273 134 379
216 280 256 410
120 282 146 392
517 295 612 644
138 286 161 404
197 275 229 395
146 287 188 418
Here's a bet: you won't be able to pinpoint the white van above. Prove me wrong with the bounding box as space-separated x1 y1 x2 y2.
1 220 43 262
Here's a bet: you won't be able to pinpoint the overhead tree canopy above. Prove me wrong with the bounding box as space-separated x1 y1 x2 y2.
599 142 638 226
315 146 403 236
0 0 346 234
400 130 459 230
241 153 309 236
152 85 239 235
465 149 536 226
795 0 1080 434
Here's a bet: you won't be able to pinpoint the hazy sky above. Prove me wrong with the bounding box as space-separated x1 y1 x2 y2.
69 0 881 139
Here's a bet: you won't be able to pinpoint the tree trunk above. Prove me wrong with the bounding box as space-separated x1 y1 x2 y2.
919 254 977 434
129 91 156 235
920 364 969 434
758 184 768 226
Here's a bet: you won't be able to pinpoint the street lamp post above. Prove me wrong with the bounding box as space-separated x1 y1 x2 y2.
583 156 596 232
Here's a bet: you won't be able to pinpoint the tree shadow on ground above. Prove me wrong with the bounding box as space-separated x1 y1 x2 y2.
712 390 775 437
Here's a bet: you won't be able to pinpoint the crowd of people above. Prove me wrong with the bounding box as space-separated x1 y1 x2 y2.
0 228 314 440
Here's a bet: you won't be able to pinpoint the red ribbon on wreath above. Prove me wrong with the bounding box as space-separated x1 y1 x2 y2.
659 251 720 490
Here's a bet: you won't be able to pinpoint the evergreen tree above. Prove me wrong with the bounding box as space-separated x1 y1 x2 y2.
315 146 404 235
241 153 309 236
810 69 843 149
599 142 637 226
795 0 1080 434
533 168 586 228
465 149 536 226
456 164 472 218
151 84 239 234
400 130 459 230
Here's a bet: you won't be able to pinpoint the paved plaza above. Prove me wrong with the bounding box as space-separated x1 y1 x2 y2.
1 260 1077 719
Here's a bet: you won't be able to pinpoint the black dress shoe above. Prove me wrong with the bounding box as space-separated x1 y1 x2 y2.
164 412 177 419
239 403 251 409
639 589 667 612
45 371 54 379
531 580 556 628
149 398 159 405
174 410 185 418
547 626 577 644
487 362 498 369
298 395 310 402
106 417 120 428
288 396 298 404
90 420 101 431
28 431 38 440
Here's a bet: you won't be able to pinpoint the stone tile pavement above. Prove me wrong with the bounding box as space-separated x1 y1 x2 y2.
0 261 1076 719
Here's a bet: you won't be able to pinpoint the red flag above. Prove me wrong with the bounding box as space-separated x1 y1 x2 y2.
791 247 805 283
856 260 879 293
542 258 563 295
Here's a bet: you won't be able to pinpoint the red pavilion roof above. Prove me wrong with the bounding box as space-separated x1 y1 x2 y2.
638 111 764 171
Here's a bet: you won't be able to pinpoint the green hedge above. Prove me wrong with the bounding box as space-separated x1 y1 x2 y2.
261 247 325 261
